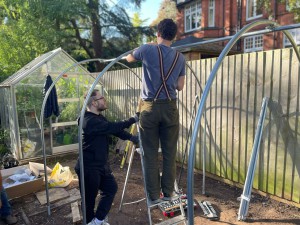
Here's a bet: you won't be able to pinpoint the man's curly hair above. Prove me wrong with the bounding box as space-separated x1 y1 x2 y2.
157 19 177 41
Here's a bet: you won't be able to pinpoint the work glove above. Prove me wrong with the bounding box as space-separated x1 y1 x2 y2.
133 112 140 122
130 135 139 145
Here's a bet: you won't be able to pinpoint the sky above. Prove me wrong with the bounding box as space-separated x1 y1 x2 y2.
136 0 162 25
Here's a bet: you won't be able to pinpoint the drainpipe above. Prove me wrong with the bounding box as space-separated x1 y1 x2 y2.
223 0 225 46
237 0 242 50
273 0 277 49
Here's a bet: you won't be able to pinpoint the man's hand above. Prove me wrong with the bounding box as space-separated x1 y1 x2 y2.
126 52 136 63
0 198 2 208
130 135 139 145
133 112 140 122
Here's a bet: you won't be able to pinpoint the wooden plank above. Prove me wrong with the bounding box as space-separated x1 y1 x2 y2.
71 201 82 224
155 215 185 225
35 188 70 205
28 188 81 217
20 207 31 225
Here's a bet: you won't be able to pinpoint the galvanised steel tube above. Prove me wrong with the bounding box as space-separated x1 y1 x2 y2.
40 57 141 221
186 19 300 225
39 20 300 225
178 95 199 186
40 58 105 218
237 97 269 221
78 50 132 224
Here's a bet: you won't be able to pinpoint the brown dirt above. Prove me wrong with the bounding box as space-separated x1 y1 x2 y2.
3 153 300 225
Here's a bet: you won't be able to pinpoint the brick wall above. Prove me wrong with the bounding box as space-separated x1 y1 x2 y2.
176 0 297 53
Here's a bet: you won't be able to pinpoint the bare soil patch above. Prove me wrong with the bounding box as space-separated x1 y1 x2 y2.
3 153 300 225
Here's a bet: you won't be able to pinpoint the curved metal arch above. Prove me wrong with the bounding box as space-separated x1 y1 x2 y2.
78 50 132 224
38 19 300 225
79 51 205 224
100 61 142 82
39 54 141 219
185 62 203 93
186 19 300 224
40 58 103 217
40 48 201 224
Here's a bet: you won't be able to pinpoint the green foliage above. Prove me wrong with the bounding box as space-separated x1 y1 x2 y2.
59 103 79 122
16 86 43 113
285 0 300 21
0 0 69 79
150 0 177 27
0 128 10 155
258 0 300 21
0 127 9 144
0 0 154 81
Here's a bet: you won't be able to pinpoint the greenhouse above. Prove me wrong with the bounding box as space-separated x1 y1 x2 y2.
0 48 100 160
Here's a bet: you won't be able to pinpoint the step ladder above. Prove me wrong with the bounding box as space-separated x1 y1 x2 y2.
119 124 187 225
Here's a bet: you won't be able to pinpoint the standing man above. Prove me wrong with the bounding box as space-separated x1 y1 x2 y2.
75 89 139 225
126 18 186 204
0 172 18 224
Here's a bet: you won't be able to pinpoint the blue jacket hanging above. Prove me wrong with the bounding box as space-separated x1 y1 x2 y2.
43 74 60 118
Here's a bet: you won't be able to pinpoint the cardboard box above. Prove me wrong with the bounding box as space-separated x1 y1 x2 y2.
1 165 44 200
29 162 52 176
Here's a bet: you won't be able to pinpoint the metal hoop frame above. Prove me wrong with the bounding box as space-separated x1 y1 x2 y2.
39 20 300 225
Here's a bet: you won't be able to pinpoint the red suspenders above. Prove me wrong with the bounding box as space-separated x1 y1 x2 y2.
154 45 180 101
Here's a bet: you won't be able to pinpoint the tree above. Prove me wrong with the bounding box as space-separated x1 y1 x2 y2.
0 0 154 80
0 0 63 81
258 0 300 22
150 0 177 27
131 12 149 46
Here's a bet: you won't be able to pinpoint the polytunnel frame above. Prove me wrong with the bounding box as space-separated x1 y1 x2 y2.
186 20 300 224
76 53 203 225
38 20 300 225
40 56 142 218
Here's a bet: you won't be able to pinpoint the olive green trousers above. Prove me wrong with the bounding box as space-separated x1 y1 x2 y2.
139 99 179 200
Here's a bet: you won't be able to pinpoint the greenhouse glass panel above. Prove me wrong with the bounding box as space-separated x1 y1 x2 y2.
0 48 99 160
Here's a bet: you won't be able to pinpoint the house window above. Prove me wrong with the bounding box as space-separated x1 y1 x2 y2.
208 0 215 27
246 0 262 20
284 28 300 47
185 1 201 32
244 35 263 52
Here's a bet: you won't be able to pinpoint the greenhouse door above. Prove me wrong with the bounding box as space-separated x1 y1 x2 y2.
51 97 79 154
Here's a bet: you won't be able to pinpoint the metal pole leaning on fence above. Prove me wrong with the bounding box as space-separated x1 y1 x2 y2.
186 19 300 225
237 97 269 221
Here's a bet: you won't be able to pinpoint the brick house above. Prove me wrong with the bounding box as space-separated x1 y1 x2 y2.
173 0 298 60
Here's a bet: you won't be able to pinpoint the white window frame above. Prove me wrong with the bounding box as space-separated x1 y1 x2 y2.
184 1 202 32
246 0 262 20
208 0 215 27
244 35 263 53
284 28 300 47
